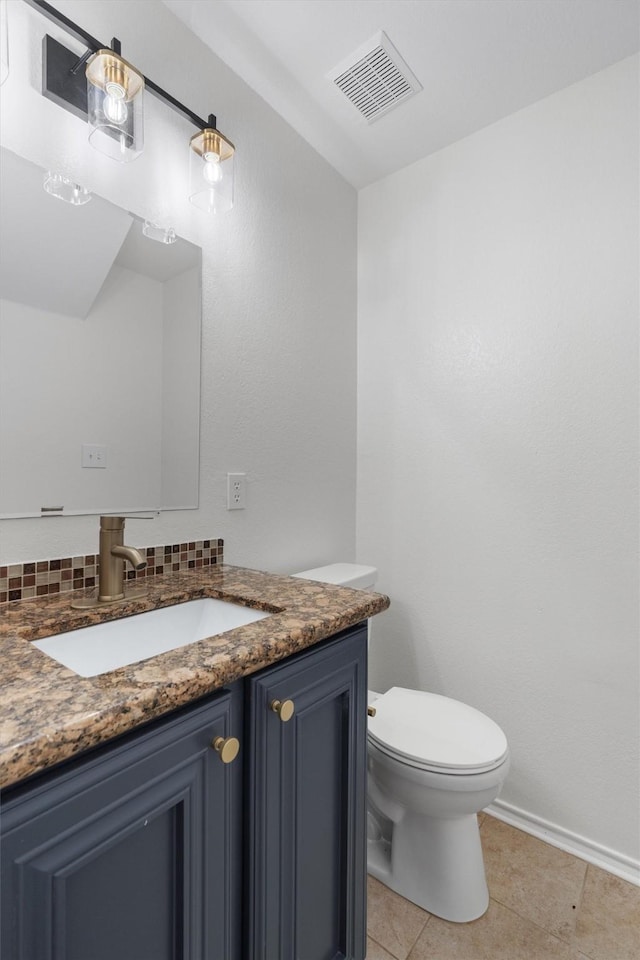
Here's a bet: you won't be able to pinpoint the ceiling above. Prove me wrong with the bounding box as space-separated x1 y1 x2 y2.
164 0 640 189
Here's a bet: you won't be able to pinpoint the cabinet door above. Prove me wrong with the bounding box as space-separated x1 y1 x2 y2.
246 624 368 960
1 689 242 960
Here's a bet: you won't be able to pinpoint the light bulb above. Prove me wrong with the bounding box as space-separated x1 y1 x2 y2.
202 152 222 184
104 92 128 125
189 126 234 213
86 50 143 161
105 78 126 99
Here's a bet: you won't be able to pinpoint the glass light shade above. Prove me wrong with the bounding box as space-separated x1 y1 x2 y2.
189 128 235 214
142 220 176 244
43 172 92 205
0 0 9 87
86 50 144 162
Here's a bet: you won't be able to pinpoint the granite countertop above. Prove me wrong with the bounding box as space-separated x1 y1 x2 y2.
0 565 389 790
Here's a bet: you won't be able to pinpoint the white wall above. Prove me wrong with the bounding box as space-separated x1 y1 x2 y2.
357 57 639 869
0 0 357 569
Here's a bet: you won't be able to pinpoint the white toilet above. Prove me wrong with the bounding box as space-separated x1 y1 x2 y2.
293 563 510 923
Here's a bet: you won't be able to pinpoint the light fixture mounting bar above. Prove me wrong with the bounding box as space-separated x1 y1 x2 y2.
23 0 217 131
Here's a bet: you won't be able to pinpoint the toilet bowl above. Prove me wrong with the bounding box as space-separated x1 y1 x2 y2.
367 686 509 921
292 563 510 923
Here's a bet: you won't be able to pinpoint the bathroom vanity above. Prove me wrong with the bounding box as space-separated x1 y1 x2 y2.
0 565 389 960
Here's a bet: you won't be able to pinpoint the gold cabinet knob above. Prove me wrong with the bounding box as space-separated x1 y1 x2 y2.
367 706 377 718
211 736 240 763
270 698 295 722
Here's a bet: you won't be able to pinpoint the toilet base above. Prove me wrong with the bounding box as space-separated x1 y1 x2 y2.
367 810 489 923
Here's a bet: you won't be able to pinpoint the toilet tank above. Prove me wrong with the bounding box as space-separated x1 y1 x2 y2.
292 563 378 590
293 563 381 702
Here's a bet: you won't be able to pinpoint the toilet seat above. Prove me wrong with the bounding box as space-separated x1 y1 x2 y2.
367 687 508 775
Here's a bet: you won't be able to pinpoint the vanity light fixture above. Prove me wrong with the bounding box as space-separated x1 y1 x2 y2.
43 171 92 205
26 0 235 209
86 43 144 162
142 220 176 244
189 116 235 214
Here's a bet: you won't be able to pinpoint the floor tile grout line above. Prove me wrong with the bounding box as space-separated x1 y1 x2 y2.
411 912 431 953
404 913 433 960
486 892 587 951
367 909 431 960
401 910 430 960
570 866 602 960
366 932 398 959
574 862 589 918
367 929 412 960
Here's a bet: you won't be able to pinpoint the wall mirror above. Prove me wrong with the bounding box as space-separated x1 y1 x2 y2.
0 147 202 519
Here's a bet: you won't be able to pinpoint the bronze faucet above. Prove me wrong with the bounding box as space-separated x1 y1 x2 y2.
72 516 147 609
98 516 147 602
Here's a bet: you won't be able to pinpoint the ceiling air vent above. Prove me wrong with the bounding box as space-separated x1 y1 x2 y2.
328 31 422 124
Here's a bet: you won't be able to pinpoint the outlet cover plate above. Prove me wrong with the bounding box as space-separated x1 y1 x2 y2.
227 473 246 510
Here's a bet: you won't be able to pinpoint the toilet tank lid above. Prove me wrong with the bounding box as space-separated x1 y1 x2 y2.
292 563 378 590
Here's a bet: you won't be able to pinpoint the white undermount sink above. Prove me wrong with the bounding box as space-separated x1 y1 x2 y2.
31 598 272 678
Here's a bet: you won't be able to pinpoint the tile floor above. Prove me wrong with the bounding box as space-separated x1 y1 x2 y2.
366 814 640 960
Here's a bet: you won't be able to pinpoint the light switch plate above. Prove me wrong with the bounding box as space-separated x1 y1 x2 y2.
82 444 107 468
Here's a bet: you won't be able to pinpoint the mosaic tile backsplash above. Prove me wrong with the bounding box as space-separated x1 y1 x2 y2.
0 539 224 605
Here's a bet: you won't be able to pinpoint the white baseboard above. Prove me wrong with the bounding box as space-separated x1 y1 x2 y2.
486 799 640 887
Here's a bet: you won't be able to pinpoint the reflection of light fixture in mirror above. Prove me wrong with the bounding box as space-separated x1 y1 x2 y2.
189 117 235 214
86 45 144 162
43 172 92 206
0 0 9 86
142 221 176 244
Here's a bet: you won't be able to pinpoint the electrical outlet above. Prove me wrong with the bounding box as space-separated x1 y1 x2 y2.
227 473 246 510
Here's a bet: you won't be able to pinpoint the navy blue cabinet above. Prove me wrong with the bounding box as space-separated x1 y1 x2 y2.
246 624 368 960
1 623 367 960
1 688 243 960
